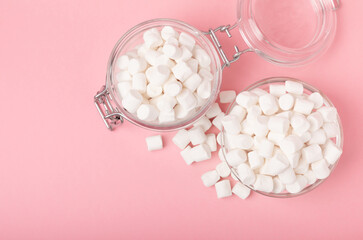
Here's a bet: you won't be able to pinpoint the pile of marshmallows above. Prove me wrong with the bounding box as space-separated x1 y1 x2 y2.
167 80 343 199
116 26 214 123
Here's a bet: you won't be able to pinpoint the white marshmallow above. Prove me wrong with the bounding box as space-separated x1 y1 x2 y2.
196 95 207 108
117 81 132 98
179 32 195 51
252 115 269 137
158 110 175 123
294 157 309 174
117 54 130 70
237 163 256 185
218 148 227 162
254 174 274 193
236 91 259 108
190 144 211 162
132 73 147 93
286 175 308 194
221 115 241 135
232 182 251 199
176 46 193 62
198 68 213 81
216 162 231 178
291 113 310 136
193 47 211 68
285 151 301 168
122 89 143 113
268 116 290 134
188 126 207 145
272 177 285 193
205 134 217 152
279 93 295 111
162 44 182 60
260 151 289 176
311 159 330 179
240 120 254 136
143 28 163 49
180 146 194 165
294 98 314 115
258 139 275 158
183 73 202 91
172 61 193 82
323 122 339 138
154 95 176 112
137 104 159 121
165 36 179 46
161 26 178 41
216 132 223 146
206 103 222 119
267 131 286 146
276 111 293 120
259 94 279 115
145 135 163 151
278 167 297 184
307 112 324 132
323 140 342 165
269 84 286 97
174 104 192 119
304 170 317 185
172 129 190 149
146 65 170 86
229 105 247 122
215 180 232 199
308 129 327 145
197 80 212 99
212 112 226 130
163 80 182 97
146 84 162 98
285 80 304 95
128 58 147 75
201 170 220 187
226 149 247 167
251 87 268 96
176 89 197 111
187 58 199 73
228 134 253 150
136 44 148 58
144 49 162 66
248 150 264 170
280 135 304 155
317 106 337 123
308 92 324 109
302 144 323 163
219 90 236 103
194 116 212 132
116 71 132 82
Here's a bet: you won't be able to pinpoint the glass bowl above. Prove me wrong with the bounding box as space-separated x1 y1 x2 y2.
106 18 222 131
222 77 344 198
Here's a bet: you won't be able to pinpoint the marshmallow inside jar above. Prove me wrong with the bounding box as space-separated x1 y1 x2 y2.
221 77 343 198
106 19 222 131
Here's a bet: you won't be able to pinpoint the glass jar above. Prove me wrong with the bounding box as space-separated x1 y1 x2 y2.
221 77 344 198
94 0 340 131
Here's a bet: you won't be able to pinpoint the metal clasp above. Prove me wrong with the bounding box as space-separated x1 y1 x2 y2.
203 23 253 69
94 86 124 130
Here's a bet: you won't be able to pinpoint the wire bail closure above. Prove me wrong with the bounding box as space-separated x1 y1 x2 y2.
203 23 253 69
94 85 123 130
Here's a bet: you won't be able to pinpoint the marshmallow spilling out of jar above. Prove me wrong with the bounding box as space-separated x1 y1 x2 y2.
171 80 342 199
220 80 343 195
115 26 213 124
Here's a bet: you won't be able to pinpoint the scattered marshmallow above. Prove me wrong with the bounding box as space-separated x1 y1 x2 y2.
215 180 232 199
232 182 251 199
145 135 163 151
201 170 220 187
188 126 207 145
216 162 231 178
190 144 211 162
205 134 217 152
194 116 212 132
172 129 190 149
219 90 236 103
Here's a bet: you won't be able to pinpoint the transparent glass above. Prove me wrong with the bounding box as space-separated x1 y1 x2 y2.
222 77 344 198
105 18 222 131
237 0 339 66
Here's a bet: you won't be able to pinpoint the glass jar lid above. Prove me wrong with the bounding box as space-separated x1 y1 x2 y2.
237 0 339 66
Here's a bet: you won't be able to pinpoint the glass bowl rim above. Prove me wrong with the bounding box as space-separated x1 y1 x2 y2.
221 76 344 198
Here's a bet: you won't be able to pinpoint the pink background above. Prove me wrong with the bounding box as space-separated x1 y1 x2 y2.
1 0 363 239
